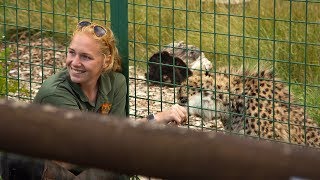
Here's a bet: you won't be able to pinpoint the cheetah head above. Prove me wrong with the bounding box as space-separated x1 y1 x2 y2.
177 71 220 121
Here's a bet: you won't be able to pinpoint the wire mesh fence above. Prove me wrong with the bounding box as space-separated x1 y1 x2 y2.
1 0 319 133
0 0 320 178
128 0 320 144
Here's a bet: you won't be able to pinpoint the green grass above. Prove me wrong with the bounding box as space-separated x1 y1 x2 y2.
0 0 319 120
0 48 29 98
0 48 13 96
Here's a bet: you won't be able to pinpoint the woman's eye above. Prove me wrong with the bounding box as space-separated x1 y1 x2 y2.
81 55 92 61
68 50 75 55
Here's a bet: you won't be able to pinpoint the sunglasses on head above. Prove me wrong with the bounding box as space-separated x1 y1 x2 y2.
77 21 107 37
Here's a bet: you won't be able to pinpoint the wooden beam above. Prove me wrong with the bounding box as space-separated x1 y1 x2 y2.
0 99 319 179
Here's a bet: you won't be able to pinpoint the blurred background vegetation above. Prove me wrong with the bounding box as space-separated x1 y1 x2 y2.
0 0 319 120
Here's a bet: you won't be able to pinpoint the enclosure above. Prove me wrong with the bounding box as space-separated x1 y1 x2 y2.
0 0 320 178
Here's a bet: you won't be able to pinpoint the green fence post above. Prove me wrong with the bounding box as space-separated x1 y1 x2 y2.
110 0 129 116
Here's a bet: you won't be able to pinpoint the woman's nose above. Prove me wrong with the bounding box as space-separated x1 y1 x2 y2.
71 55 82 66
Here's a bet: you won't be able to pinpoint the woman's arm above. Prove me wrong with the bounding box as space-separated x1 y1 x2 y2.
34 94 80 110
135 104 187 125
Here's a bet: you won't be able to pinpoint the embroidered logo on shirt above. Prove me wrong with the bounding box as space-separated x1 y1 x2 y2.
100 103 112 114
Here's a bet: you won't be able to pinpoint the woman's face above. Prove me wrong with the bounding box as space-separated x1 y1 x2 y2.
66 32 109 87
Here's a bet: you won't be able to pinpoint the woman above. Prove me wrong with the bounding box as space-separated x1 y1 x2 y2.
32 21 187 179
34 20 187 124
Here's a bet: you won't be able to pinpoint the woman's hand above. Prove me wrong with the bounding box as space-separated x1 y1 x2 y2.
154 104 187 125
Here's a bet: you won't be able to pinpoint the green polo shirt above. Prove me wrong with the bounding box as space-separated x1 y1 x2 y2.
33 68 127 117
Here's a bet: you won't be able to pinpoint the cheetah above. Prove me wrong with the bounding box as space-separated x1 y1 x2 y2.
177 67 320 147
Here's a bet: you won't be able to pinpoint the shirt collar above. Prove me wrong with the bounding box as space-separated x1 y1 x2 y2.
95 72 112 111
66 70 112 108
67 74 89 104
98 72 112 98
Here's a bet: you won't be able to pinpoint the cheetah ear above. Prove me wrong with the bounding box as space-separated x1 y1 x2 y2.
259 69 274 79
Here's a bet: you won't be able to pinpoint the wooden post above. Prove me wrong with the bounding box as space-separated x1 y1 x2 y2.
0 99 320 179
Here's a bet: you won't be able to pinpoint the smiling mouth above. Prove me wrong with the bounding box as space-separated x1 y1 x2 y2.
70 67 86 74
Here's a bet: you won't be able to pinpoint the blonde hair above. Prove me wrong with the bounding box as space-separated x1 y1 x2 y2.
72 22 122 72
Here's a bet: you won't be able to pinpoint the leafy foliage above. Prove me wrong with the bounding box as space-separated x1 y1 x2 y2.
0 48 29 98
